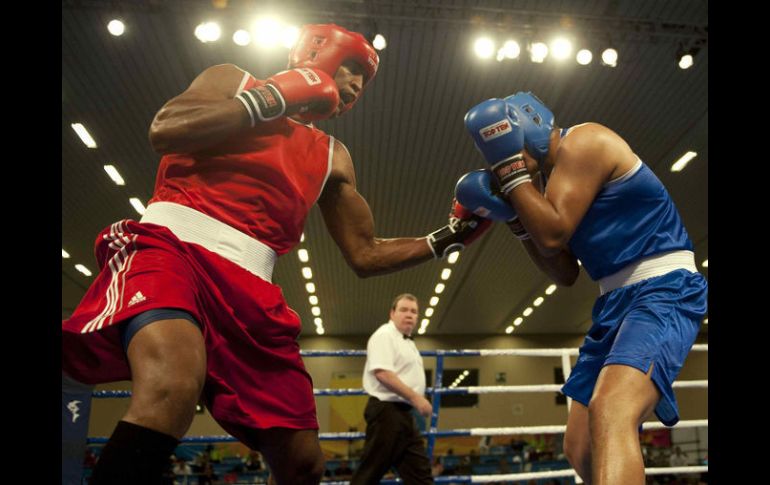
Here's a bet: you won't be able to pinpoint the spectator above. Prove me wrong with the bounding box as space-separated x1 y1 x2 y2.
669 446 690 467
335 460 354 480
172 455 193 483
431 457 444 477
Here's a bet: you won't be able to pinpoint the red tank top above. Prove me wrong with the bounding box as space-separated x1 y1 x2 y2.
150 73 333 255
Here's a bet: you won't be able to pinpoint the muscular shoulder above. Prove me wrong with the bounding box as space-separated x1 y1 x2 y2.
556 122 634 176
317 138 357 205
187 64 252 99
559 123 610 154
328 138 356 185
560 123 633 157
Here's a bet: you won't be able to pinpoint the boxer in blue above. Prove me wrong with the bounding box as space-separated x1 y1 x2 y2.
456 93 707 485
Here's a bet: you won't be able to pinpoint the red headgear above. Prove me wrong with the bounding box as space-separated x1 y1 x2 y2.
289 24 379 114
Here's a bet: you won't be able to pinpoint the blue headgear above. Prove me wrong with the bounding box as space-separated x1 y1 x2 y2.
504 92 555 166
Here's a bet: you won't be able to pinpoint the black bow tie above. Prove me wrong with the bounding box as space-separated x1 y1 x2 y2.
403 334 414 340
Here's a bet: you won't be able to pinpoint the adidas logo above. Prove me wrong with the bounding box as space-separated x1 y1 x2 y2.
128 291 147 307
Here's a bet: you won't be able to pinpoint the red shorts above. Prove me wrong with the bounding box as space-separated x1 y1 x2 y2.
62 220 318 444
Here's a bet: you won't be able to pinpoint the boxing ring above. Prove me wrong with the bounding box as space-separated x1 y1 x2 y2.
89 344 708 483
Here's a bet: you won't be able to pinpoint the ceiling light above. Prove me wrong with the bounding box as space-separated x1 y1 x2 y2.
671 151 697 172
550 37 572 60
195 22 221 43
107 20 125 36
601 48 618 67
576 49 593 65
500 40 520 59
71 123 97 148
104 165 125 186
474 37 495 59
75 264 92 277
129 198 146 215
530 42 548 63
372 34 387 50
233 29 251 46
678 54 693 69
281 25 300 49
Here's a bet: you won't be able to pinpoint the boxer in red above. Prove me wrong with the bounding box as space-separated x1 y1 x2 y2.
62 24 489 485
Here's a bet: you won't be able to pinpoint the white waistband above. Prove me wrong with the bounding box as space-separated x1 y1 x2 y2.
140 201 277 283
598 250 697 295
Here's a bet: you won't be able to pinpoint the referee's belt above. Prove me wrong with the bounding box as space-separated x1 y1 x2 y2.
370 396 413 412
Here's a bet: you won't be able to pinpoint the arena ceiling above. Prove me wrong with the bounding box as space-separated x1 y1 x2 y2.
62 0 708 337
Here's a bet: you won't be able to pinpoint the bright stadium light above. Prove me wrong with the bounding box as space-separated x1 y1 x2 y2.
576 49 593 65
550 37 572 60
530 42 548 63
474 37 495 59
107 20 125 36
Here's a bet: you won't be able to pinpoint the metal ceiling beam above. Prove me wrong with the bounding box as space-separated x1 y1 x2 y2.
63 0 707 44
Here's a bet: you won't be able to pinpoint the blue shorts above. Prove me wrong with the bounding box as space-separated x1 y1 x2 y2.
561 269 707 426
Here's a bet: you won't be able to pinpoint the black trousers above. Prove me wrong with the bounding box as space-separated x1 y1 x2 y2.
350 397 433 485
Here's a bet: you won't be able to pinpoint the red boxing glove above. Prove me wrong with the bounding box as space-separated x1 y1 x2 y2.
426 199 493 259
236 68 341 125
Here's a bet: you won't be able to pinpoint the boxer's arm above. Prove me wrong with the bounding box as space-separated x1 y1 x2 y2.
504 124 618 257
520 240 580 286
318 140 435 278
149 64 254 154
453 168 578 285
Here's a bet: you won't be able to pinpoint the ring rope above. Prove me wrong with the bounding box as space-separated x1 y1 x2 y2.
85 345 708 479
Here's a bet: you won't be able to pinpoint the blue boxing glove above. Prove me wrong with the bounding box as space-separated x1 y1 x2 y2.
464 99 532 194
455 169 515 221
455 169 531 240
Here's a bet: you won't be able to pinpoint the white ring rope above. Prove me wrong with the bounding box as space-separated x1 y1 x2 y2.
464 419 708 436
672 380 708 388
322 465 709 484
479 349 579 357
465 466 709 483
88 343 708 479
473 344 707 358
445 379 707 394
